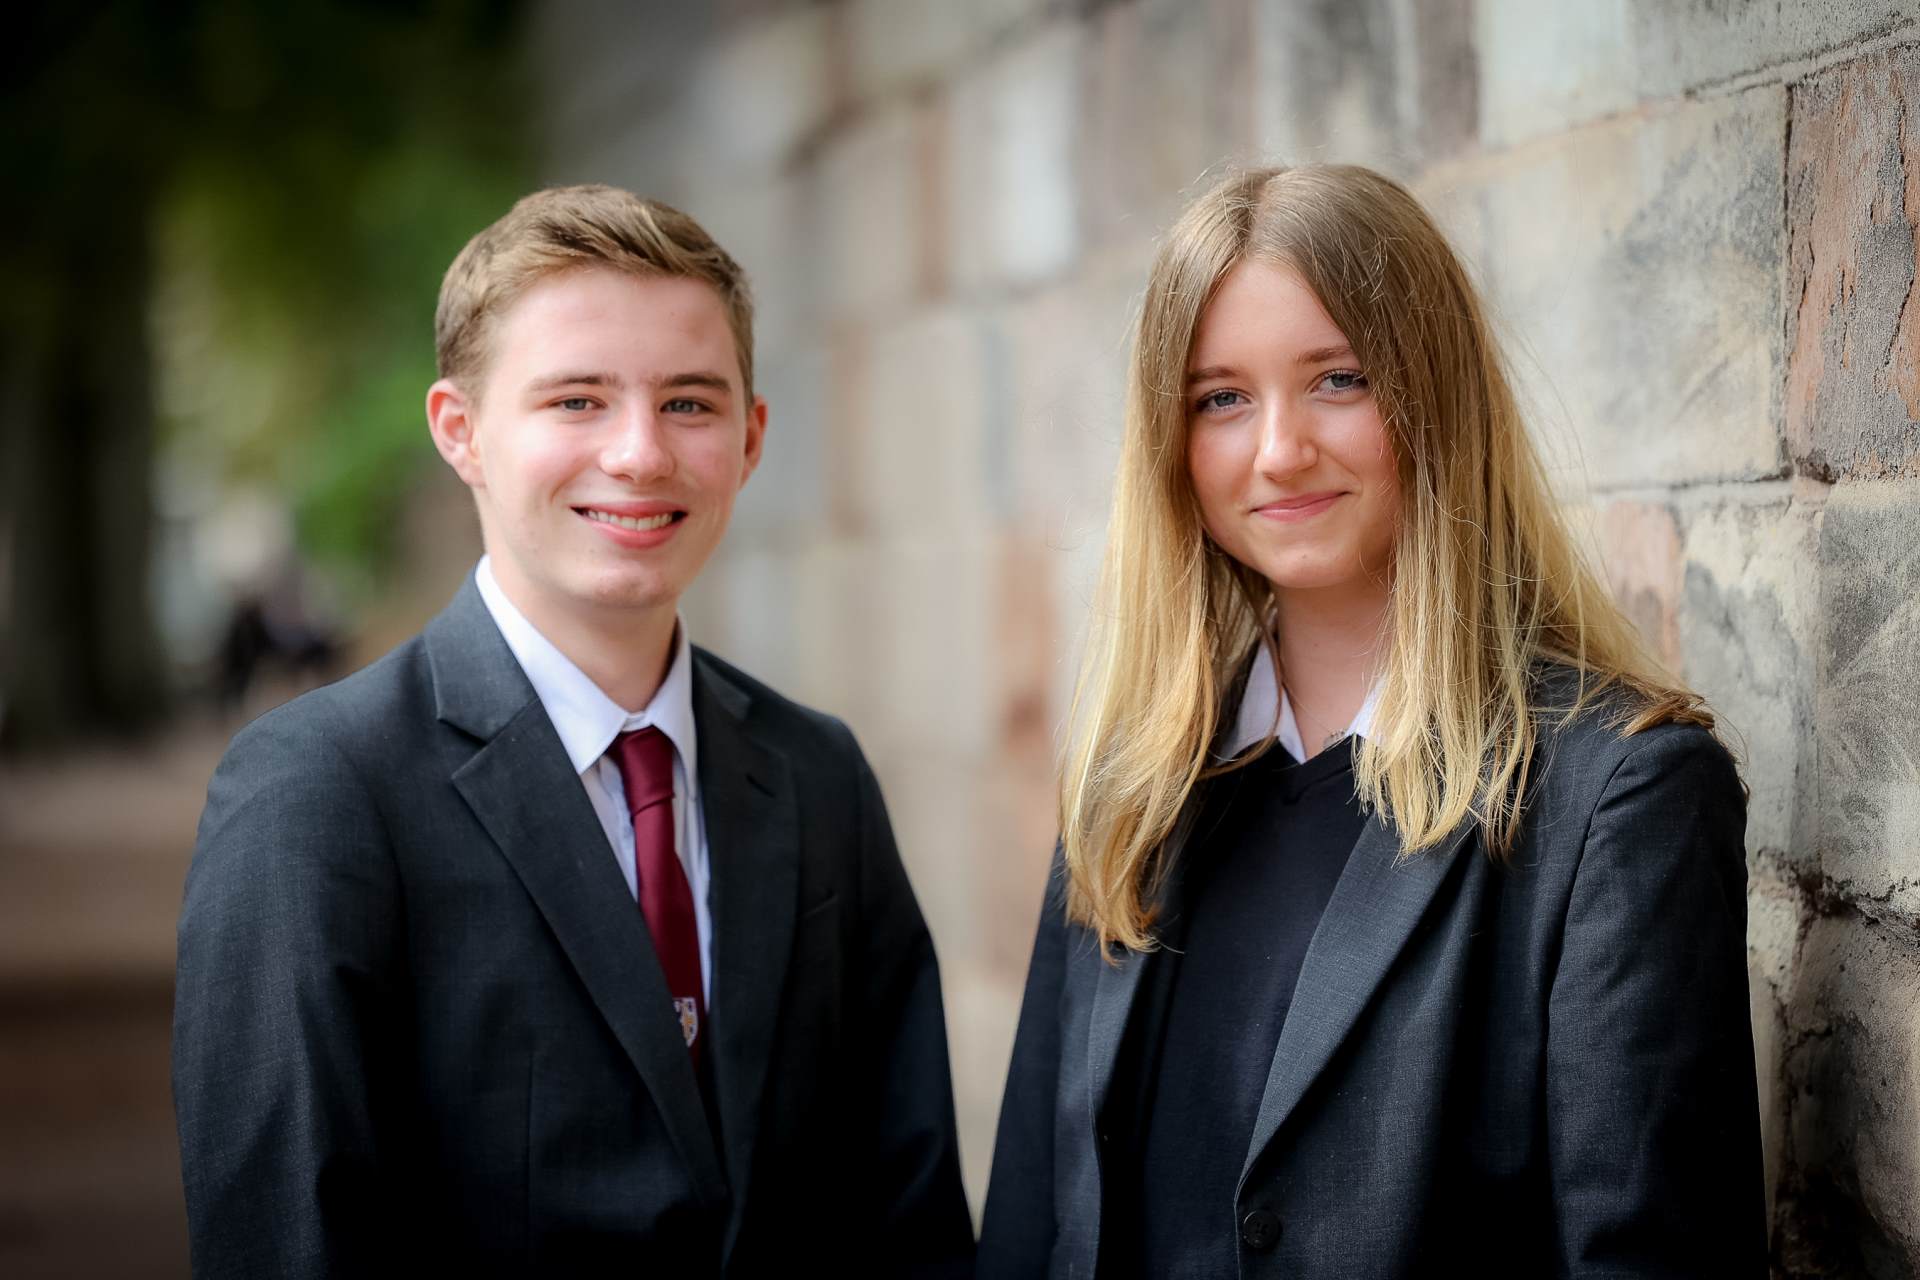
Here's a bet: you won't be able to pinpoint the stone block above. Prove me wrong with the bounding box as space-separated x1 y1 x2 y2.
812 102 934 324
1634 0 1920 99
1778 914 1920 1272
723 340 830 547
830 306 994 536
942 966 1026 1216
819 535 999 763
844 0 1045 103
1747 861 1808 1224
674 173 813 360
1675 488 1822 863
1465 89 1787 490
1594 499 1684 669
685 4 836 171
529 0 718 192
1475 0 1637 148
998 247 1137 531
1082 0 1257 251
1477 0 1919 146
1815 480 1920 918
946 23 1083 295
1786 46 1920 483
1253 0 1477 169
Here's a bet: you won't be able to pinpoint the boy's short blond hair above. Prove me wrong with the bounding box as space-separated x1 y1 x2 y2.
435 185 756 399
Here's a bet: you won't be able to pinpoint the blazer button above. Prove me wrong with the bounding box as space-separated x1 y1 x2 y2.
1240 1208 1281 1252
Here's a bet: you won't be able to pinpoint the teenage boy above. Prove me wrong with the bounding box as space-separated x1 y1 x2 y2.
173 186 973 1277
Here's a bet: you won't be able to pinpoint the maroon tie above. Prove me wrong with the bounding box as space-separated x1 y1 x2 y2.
612 727 704 1060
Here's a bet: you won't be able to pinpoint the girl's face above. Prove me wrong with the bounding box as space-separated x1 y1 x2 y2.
1184 259 1401 599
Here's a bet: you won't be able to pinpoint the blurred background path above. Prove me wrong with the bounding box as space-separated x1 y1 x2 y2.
0 712 279 1277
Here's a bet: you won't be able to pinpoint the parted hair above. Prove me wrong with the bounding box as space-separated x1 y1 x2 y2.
1060 164 1713 954
435 184 756 398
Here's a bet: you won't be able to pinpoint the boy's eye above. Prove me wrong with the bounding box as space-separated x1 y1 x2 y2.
557 397 594 412
663 398 706 414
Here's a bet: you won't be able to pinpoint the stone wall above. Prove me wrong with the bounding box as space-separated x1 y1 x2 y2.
534 2 1920 1270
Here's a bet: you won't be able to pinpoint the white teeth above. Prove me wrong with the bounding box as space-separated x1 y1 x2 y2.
583 509 675 531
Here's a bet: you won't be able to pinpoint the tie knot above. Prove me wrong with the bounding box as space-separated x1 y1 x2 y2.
613 727 676 813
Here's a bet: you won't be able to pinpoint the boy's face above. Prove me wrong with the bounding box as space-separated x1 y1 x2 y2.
428 267 766 633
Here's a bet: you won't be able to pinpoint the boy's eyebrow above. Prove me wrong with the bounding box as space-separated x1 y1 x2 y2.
525 371 623 394
522 370 737 396
658 371 735 394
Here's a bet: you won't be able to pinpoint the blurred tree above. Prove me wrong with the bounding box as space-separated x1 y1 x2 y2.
1 0 529 750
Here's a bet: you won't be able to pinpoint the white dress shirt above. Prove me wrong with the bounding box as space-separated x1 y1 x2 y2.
1220 641 1380 763
474 556 712 1003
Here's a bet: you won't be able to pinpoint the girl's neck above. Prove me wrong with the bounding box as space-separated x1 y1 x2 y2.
1273 579 1390 755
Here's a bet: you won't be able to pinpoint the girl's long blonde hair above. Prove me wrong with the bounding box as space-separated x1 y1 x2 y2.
1061 165 1710 953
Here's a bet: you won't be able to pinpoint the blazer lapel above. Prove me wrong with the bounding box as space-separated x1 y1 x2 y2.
690 652 800 1220
1238 812 1475 1185
426 580 729 1210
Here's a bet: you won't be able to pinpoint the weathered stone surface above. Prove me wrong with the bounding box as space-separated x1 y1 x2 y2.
1594 499 1684 668
1254 0 1477 168
1777 914 1920 1275
1748 861 1809 1224
829 306 994 535
1475 0 1637 148
844 0 1044 104
1634 0 1920 99
1082 0 1257 251
675 172 814 370
722 340 830 546
1787 46 1920 482
1478 0 1920 145
686 4 836 170
998 248 1136 529
1816 481 1920 920
1466 88 1787 489
1675 488 1823 864
946 23 1083 294
811 102 935 324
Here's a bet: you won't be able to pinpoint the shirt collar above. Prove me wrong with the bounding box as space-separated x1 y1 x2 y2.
474 556 698 782
1219 642 1379 764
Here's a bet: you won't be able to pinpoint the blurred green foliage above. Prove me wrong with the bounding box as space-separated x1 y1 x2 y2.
148 0 531 591
2 0 531 741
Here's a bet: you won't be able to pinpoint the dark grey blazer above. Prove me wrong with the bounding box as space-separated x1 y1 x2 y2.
979 677 1764 1278
173 578 973 1278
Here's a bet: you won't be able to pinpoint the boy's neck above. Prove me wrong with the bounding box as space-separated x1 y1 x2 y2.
488 557 679 714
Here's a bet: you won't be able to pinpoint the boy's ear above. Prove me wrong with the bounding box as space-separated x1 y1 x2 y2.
739 395 769 487
426 378 486 490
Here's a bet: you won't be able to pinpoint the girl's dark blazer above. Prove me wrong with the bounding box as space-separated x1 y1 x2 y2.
978 670 1765 1278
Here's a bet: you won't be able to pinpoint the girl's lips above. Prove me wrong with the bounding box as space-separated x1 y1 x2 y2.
1254 492 1344 522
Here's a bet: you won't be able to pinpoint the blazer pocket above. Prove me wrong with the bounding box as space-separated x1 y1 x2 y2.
798 890 840 923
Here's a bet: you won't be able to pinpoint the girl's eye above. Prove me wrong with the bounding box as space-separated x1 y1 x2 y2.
1320 370 1368 394
1194 389 1244 414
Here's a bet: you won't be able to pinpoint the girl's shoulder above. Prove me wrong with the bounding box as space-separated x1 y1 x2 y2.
1524 662 1737 818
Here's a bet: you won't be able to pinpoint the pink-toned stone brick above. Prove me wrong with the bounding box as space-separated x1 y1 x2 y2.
1787 46 1920 482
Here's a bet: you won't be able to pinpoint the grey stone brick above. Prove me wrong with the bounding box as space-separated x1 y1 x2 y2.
1815 480 1920 919
1634 0 1920 98
1466 89 1787 489
1778 913 1920 1273
1676 491 1822 865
